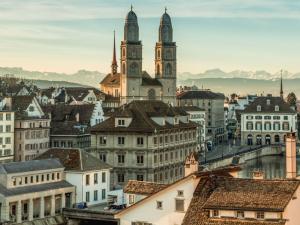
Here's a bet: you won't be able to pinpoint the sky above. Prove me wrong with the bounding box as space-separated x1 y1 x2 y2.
1 0 300 75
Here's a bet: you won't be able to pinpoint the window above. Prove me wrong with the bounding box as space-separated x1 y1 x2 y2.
94 173 98 184
118 154 125 164
0 114 2 120
86 192 90 202
25 177 28 184
153 137 157 145
284 116 288 120
52 173 55 180
137 155 144 164
36 175 39 182
264 116 271 120
5 137 11 144
246 122 253 130
99 136 107 145
137 137 144 145
86 174 90 185
102 172 106 183
175 199 184 212
102 189 106 200
94 190 98 201
31 176 34 183
118 137 125 145
257 105 261 111
157 201 163 209
57 172 60 180
177 190 184 197
256 212 265 219
237 211 244 218
46 174 49 181
137 174 144 181
118 173 125 183
6 125 11 132
212 210 219 217
99 153 106 162
283 122 290 131
6 113 11 121
273 116 280 120
118 119 125 126
275 105 279 111
255 115 262 119
129 194 135 204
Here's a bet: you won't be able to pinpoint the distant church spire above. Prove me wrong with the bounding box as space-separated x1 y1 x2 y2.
111 31 118 75
280 69 283 99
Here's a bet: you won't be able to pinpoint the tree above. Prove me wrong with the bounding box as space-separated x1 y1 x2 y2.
287 92 297 109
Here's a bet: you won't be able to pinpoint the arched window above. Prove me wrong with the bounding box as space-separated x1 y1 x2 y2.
157 49 160 59
156 64 160 75
247 134 253 146
129 62 138 75
122 63 126 74
265 134 271 145
165 63 172 76
122 48 126 57
274 135 280 143
148 89 156 100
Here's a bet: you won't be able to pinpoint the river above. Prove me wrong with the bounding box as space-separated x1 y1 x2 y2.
238 154 300 179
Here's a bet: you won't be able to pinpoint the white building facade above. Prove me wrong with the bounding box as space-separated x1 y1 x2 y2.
241 96 297 145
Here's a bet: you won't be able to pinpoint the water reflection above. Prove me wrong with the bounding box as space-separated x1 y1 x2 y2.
238 154 300 179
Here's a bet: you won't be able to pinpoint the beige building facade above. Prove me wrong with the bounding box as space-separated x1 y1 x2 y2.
0 159 75 224
89 101 198 188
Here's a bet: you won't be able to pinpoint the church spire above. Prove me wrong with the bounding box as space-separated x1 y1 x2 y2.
280 69 283 99
111 31 118 75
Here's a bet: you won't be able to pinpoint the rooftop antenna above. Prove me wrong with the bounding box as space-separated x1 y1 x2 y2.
165 6 167 13
131 4 133 11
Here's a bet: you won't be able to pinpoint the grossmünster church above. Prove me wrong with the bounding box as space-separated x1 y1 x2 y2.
100 7 177 106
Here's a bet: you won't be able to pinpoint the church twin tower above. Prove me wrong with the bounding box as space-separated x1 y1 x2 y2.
104 7 177 106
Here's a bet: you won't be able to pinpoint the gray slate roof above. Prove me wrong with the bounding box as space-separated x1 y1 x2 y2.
0 159 63 174
243 96 296 114
0 180 73 197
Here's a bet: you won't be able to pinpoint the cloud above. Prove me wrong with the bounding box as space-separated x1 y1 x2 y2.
1 0 300 22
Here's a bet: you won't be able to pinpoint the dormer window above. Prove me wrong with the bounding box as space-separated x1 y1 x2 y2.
256 211 265 219
174 117 179 124
237 211 245 218
266 99 271 105
275 105 279 111
257 105 261 111
212 210 219 217
118 119 125 126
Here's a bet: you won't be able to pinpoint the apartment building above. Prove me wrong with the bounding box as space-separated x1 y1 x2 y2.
241 96 297 145
12 96 50 161
0 98 15 163
89 100 198 187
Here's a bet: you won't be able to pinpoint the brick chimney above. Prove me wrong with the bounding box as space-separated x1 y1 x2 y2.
286 131 297 179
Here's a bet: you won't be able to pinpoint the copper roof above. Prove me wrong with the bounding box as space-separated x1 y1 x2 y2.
124 180 168 195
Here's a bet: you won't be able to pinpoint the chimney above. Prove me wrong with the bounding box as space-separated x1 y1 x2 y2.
286 131 297 179
184 151 199 176
252 170 264 180
75 113 80 122
4 97 12 110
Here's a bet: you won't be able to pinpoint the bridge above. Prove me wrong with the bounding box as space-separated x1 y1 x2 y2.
201 144 284 169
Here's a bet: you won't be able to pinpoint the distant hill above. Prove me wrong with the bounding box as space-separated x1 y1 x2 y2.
0 67 105 88
1 66 300 97
178 78 300 97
